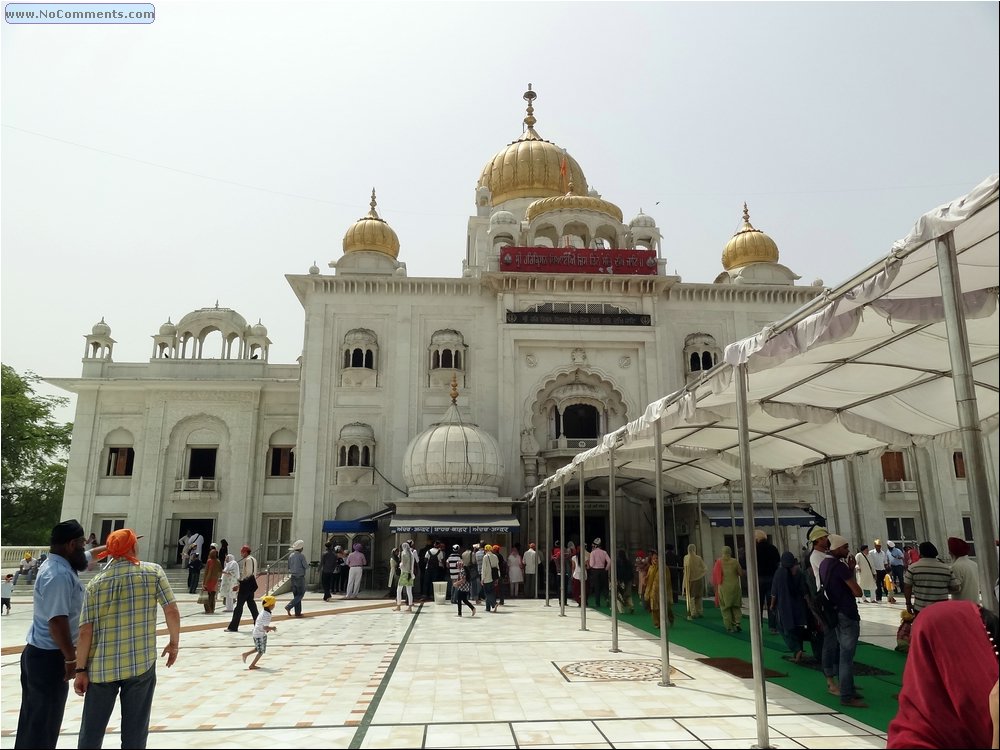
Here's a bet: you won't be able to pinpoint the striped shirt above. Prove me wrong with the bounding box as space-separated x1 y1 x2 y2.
903 557 959 612
80 559 176 683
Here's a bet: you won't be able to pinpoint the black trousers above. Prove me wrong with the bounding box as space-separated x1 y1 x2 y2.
227 579 259 631
321 571 335 599
15 644 68 749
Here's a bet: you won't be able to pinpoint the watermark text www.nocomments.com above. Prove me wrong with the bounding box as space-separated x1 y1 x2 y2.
5 3 154 23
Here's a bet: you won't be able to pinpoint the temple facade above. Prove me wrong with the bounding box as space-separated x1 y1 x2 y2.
51 87 985 575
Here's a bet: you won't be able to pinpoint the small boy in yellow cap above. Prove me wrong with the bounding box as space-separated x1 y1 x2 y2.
241 595 278 669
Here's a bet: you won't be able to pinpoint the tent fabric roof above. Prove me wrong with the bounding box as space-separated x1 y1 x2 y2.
533 175 999 494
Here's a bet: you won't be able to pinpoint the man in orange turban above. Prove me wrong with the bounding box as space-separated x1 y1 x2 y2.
73 529 180 748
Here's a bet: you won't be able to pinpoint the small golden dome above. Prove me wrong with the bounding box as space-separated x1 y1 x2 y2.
525 182 623 223
342 189 400 258
721 203 779 270
478 85 589 206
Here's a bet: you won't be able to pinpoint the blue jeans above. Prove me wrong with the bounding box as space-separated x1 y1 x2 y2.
15 645 69 749
835 613 860 702
78 665 157 749
822 624 840 678
287 575 306 615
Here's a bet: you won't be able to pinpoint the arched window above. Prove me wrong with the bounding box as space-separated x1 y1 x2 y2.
361 446 371 467
347 445 360 466
351 348 364 367
684 333 721 380
339 446 347 466
428 330 467 373
364 350 373 369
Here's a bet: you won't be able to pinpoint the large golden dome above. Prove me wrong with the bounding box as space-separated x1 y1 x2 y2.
525 182 623 223
342 189 400 258
478 85 588 206
721 203 779 270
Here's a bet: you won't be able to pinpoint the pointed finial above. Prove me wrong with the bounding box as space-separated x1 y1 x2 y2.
522 83 537 131
742 202 753 228
100 316 106 323
449 372 459 405
366 187 381 219
214 300 219 308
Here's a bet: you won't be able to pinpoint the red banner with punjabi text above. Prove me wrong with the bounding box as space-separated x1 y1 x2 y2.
499 247 657 275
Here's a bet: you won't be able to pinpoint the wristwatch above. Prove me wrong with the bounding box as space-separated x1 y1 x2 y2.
75 667 87 673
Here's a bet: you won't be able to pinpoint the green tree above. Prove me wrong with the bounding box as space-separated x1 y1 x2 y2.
1 364 72 544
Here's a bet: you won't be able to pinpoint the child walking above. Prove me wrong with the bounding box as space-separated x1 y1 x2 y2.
454 571 476 617
241 595 277 669
1 574 13 615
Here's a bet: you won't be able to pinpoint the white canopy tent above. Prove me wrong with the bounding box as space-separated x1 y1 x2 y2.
529 175 999 747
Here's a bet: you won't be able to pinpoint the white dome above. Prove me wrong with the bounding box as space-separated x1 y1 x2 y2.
91 318 111 336
489 210 518 226
339 422 375 442
251 320 268 337
629 210 656 228
158 319 176 336
402 404 504 490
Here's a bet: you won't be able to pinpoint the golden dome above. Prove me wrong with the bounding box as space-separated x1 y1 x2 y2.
342 189 400 258
721 203 779 270
525 182 623 223
478 85 588 206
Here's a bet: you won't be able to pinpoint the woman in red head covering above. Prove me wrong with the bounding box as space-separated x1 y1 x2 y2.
887 599 999 749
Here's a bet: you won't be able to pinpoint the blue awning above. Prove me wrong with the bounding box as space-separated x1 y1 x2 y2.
701 505 825 528
322 507 394 534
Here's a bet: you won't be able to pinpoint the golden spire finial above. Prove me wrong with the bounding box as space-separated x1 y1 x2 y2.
522 83 537 131
367 188 380 219
449 372 459 405
742 202 753 229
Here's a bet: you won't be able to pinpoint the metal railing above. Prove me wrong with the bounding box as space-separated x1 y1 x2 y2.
884 480 917 493
173 477 218 492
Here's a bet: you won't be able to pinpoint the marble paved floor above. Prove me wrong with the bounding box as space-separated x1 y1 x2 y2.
1 591 899 748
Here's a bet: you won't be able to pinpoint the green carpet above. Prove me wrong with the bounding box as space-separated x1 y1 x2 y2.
589 598 906 732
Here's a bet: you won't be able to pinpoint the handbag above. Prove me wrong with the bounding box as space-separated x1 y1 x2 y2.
197 589 208 605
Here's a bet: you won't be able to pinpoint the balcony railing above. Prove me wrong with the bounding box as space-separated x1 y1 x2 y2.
173 477 218 492
884 480 917 494
546 437 600 451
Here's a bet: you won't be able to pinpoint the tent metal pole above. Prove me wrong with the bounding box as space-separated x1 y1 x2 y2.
559 476 567 617
769 472 782 551
545 485 552 607
825 462 842 534
845 458 864 544
579 467 588 631
653 422 674 687
526 492 532 554
935 231 999 611
908 447 935 543
728 483 738 558
609 443 621 652
735 362 771 747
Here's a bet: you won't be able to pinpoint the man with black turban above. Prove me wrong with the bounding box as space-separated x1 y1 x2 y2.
903 541 961 615
14 519 87 749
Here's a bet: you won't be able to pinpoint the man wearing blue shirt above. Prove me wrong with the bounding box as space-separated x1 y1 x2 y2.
14 519 88 749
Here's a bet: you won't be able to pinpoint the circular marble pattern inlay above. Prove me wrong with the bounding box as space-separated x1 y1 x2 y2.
560 660 669 681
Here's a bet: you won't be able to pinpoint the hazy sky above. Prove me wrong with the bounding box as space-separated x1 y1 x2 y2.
2 1 998 420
